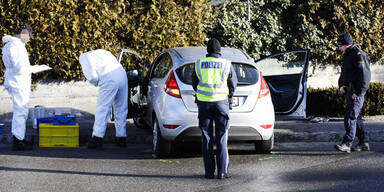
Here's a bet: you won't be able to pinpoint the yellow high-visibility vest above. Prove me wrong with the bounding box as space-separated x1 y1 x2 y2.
195 57 231 102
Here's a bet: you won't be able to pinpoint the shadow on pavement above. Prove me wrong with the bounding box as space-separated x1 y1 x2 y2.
0 143 154 160
0 166 201 179
0 142 276 160
3 141 374 160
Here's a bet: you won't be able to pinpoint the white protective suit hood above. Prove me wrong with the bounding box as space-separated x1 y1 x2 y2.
2 35 32 90
79 49 122 86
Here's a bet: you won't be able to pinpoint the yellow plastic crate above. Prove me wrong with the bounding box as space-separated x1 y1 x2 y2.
39 123 79 147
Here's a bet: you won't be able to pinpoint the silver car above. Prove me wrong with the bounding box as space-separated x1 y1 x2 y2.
116 47 310 156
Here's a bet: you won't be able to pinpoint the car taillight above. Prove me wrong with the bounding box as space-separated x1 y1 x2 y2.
164 71 181 98
260 124 273 129
163 124 179 129
258 73 270 98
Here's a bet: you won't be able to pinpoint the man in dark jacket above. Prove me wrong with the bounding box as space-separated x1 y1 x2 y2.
192 38 237 179
334 34 371 153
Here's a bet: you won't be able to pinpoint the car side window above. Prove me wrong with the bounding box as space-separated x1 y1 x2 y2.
152 53 173 79
255 51 306 76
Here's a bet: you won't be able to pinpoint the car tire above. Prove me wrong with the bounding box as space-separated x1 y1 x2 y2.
255 134 274 154
153 117 172 157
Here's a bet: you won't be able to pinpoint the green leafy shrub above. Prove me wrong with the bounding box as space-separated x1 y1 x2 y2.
206 0 384 67
205 0 292 60
307 82 384 117
0 0 210 82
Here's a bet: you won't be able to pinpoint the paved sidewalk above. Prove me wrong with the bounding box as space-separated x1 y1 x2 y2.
274 118 384 143
0 117 383 145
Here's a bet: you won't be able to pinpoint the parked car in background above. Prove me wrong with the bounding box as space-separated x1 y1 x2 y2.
114 47 310 156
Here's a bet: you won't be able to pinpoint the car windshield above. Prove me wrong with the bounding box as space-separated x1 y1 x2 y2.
176 63 259 86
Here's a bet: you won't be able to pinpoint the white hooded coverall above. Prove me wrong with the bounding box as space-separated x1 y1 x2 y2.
2 35 32 140
79 49 128 138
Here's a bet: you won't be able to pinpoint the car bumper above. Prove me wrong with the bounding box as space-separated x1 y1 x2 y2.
158 95 275 142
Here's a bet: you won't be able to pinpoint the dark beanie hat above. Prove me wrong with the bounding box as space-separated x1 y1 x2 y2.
207 38 221 54
337 34 353 45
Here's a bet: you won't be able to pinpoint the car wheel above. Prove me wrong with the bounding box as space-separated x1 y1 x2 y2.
153 117 171 157
255 134 274 154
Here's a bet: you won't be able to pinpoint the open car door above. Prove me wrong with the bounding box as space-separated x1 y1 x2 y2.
116 49 147 118
255 49 310 120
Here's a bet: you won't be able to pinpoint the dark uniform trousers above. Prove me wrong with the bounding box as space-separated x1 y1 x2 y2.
197 100 230 176
342 91 369 146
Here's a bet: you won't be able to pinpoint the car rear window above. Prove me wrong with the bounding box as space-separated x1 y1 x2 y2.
176 63 259 86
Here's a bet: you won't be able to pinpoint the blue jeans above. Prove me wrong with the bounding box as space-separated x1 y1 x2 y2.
342 92 369 146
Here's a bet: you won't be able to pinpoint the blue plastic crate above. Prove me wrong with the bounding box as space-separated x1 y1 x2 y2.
0 124 4 134
37 117 53 128
53 115 76 125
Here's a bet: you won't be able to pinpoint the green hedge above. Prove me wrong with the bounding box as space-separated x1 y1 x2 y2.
206 0 384 67
0 0 210 82
307 82 384 117
1 0 383 117
1 0 383 83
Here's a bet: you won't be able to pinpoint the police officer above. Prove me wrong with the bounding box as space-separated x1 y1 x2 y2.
192 38 237 179
334 34 371 153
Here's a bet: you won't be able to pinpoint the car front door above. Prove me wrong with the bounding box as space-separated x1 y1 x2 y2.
117 49 147 118
255 49 310 120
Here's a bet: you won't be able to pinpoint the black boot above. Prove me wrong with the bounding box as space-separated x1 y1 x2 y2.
116 137 127 148
12 136 33 151
88 136 103 150
217 173 231 179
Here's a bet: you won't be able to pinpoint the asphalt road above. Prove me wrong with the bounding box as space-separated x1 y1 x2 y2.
1 142 384 192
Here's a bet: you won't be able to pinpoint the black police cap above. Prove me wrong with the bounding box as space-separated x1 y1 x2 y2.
207 38 221 54
337 34 353 45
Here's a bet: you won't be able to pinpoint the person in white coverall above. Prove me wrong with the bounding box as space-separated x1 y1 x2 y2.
2 24 35 150
79 49 128 149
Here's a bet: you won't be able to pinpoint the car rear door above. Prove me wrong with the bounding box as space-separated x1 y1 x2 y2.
145 52 173 125
254 49 310 120
117 49 147 118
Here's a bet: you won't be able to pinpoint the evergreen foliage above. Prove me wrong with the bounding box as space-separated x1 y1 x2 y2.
308 82 384 117
207 0 384 67
0 0 210 82
1 0 383 116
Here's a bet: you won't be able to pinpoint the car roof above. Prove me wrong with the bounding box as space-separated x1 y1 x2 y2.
167 47 255 67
